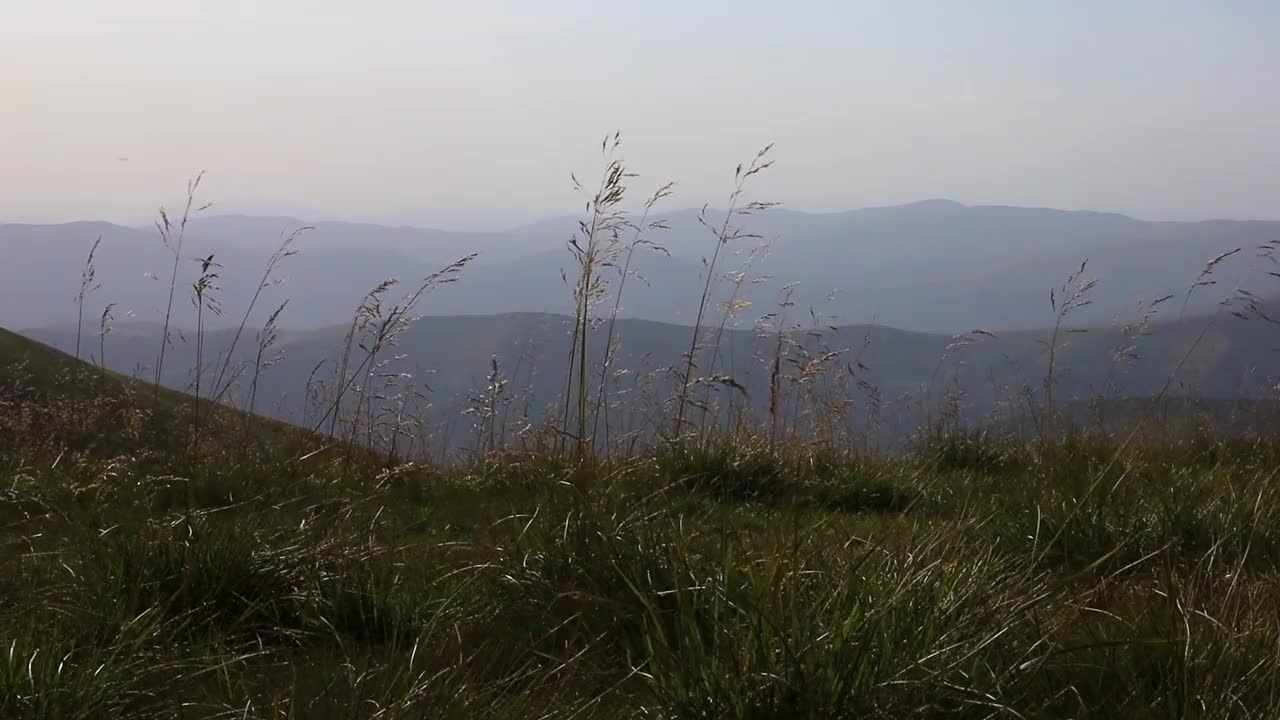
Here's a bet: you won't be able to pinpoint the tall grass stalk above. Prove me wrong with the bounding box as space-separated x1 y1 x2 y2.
96 302 117 369
674 145 776 439
154 172 210 397
311 255 476 454
190 254 223 447
210 227 306 410
1040 259 1096 443
466 355 508 455
591 182 674 454
74 236 101 363
699 243 770 435
301 358 328 432
560 133 631 461
1160 247 1243 431
763 283 798 449
248 300 288 419
328 278 397 440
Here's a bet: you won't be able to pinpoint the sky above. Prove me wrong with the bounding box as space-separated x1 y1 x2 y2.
3 0 1279 227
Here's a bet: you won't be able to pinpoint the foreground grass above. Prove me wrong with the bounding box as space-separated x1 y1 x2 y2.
4 435 1280 719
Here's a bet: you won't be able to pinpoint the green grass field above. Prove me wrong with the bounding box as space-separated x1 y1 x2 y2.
4 330 1280 718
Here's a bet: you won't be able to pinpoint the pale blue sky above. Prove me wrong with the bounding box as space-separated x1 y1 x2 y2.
3 1 1278 225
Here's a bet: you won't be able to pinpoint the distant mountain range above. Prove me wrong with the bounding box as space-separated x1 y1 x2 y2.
5 200 1280 336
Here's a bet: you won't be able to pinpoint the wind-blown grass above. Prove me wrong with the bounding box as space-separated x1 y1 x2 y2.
6 140 1280 717
6 427 1280 717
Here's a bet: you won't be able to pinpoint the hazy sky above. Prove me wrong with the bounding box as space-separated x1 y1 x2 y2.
3 1 1278 226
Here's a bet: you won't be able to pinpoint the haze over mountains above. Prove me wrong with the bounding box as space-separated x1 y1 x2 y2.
22 305 1280 447
5 199 1278 336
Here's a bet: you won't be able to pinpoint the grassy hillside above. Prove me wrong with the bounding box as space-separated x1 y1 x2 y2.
0 327 304 457
5 324 1280 716
7 148 1280 716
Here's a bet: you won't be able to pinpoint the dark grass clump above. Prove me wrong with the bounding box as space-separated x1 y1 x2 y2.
915 425 1018 474
655 438 919 514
